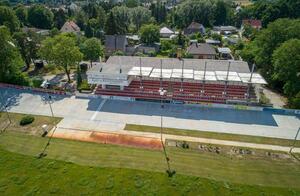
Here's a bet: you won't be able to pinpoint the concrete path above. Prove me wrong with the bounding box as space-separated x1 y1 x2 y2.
1 88 299 140
262 87 287 108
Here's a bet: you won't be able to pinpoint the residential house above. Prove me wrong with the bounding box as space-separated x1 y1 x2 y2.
213 26 237 35
160 27 175 38
217 47 233 60
105 35 128 56
60 21 81 35
186 42 216 59
184 22 205 35
242 19 262 30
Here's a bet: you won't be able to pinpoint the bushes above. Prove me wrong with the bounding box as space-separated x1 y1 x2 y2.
20 115 35 126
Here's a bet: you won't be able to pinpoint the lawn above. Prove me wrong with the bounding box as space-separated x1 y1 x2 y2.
0 131 300 192
0 112 62 135
1 146 299 196
1 113 300 194
125 124 300 147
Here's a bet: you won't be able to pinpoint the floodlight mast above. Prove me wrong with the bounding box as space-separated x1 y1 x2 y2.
247 63 255 102
201 61 207 96
180 59 184 92
139 57 143 90
223 61 231 98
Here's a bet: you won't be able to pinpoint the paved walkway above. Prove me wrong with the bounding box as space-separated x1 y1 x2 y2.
262 87 287 108
1 88 299 140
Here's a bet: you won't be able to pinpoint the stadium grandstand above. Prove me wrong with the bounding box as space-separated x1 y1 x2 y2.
87 56 267 104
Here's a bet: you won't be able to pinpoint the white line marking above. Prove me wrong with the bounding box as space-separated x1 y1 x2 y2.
90 99 106 121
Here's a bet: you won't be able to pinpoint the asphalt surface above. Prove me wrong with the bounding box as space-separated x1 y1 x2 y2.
1 88 299 140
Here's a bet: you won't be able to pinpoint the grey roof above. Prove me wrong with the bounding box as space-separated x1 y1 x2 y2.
87 56 250 75
187 43 217 55
213 26 237 32
105 35 128 51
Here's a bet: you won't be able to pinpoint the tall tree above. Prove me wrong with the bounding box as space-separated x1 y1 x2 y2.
0 6 20 32
140 24 159 45
0 26 28 85
241 19 300 83
39 34 83 82
105 11 117 35
80 38 103 67
272 39 300 99
214 0 228 25
14 5 28 26
53 8 66 29
131 6 151 32
13 31 39 71
111 6 130 34
28 5 54 29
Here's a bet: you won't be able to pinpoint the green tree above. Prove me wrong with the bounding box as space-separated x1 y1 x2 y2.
272 39 300 100
80 38 103 67
39 34 83 82
214 0 228 25
125 0 138 8
140 24 159 45
13 31 39 71
105 11 117 35
53 8 66 29
0 26 28 85
241 18 300 83
173 0 215 28
111 6 130 34
15 5 28 26
0 6 20 32
28 5 54 29
131 6 151 32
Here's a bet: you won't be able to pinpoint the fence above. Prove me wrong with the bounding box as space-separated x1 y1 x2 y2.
0 83 70 96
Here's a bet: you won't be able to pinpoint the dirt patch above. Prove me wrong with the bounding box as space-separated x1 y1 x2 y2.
52 129 162 150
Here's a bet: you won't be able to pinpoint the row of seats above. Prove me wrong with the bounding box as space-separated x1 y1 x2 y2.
94 80 256 103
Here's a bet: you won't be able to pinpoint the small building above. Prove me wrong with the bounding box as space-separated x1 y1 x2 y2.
22 27 50 36
205 39 221 46
213 26 237 35
184 22 205 35
135 43 160 55
105 35 128 56
217 47 233 60
60 21 81 35
160 27 175 38
186 42 216 59
242 19 262 30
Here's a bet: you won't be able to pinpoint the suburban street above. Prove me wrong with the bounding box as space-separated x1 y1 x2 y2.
1 87 300 140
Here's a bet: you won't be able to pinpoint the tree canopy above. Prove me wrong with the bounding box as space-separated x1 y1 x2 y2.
39 34 83 82
272 39 300 102
0 26 28 85
80 38 103 66
0 6 20 32
140 24 159 45
28 5 54 29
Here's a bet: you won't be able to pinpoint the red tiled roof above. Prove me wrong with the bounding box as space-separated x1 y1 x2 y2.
243 19 262 28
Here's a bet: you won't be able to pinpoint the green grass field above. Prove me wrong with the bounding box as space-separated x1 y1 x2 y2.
1 113 300 195
1 146 299 196
125 124 300 147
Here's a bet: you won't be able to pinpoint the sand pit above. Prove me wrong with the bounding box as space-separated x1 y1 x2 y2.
51 129 162 150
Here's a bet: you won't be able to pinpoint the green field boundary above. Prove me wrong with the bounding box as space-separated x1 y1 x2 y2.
1 131 300 190
125 124 300 147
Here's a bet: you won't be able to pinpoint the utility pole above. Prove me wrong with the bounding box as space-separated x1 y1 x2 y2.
38 95 57 158
290 127 300 153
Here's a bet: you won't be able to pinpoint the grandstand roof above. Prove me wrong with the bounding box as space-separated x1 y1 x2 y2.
87 56 267 84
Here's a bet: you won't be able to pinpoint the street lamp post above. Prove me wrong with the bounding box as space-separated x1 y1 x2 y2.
290 127 300 153
38 94 57 158
159 88 174 176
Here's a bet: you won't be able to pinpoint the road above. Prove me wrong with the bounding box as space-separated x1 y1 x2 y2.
0 87 299 140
